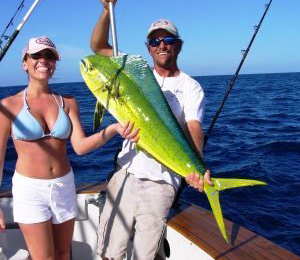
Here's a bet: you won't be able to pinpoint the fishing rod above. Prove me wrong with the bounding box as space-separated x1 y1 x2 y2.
0 1 25 44
0 0 42 62
173 0 273 206
204 0 273 146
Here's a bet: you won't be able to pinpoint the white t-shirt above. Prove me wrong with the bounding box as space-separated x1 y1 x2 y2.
117 70 205 190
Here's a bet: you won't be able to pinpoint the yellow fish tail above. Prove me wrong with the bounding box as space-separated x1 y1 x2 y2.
204 178 267 242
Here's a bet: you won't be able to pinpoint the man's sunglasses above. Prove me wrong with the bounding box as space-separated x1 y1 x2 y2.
28 51 56 61
148 36 178 47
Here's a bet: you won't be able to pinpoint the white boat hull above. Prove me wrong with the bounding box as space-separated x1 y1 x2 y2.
0 185 299 260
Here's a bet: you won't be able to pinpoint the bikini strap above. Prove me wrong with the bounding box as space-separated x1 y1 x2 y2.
23 88 29 109
52 93 64 108
60 95 64 108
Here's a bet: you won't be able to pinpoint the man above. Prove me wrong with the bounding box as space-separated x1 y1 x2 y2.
90 1 213 259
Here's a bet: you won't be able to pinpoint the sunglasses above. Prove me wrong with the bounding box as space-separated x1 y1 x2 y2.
148 36 178 47
28 51 56 61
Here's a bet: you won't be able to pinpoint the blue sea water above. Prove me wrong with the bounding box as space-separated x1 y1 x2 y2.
1 72 300 256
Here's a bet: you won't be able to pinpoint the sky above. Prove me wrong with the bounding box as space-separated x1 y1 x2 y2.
0 0 299 87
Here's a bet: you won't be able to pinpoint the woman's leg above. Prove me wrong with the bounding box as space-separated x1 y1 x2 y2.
19 220 55 260
52 218 75 260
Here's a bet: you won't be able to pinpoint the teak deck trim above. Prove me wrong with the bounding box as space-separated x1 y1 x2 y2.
168 204 300 260
1 183 299 260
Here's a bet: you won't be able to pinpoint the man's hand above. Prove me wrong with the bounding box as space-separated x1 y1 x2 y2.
185 169 213 192
100 0 117 10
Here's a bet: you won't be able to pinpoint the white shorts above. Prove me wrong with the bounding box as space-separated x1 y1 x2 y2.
12 169 78 224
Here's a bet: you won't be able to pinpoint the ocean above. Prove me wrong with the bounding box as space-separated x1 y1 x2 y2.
1 72 300 256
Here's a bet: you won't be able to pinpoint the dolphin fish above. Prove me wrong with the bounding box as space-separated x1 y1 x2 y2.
80 54 266 242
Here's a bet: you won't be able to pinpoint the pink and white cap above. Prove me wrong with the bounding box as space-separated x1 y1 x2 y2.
22 36 60 61
147 19 180 39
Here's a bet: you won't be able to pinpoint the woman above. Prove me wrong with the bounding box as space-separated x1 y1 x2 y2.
0 36 138 260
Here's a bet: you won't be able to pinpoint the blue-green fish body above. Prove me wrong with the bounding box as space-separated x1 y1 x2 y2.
80 54 266 242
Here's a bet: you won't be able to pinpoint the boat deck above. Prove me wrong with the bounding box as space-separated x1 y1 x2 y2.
1 183 299 260
76 183 300 260
168 203 299 260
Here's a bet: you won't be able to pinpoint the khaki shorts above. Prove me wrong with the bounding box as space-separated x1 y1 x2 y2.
12 169 78 224
97 168 175 260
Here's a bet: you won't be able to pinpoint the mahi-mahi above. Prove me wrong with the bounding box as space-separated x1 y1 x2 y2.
80 54 266 242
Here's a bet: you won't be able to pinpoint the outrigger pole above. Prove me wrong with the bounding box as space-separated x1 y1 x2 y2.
0 0 42 62
204 0 273 146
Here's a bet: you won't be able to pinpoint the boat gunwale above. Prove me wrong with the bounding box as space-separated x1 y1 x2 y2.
1 182 299 260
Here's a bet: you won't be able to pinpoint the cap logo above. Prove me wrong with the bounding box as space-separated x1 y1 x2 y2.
35 37 55 48
153 20 169 28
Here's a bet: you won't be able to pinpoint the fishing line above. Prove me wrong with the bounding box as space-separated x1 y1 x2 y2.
173 0 273 206
0 0 25 46
204 0 273 147
0 0 42 62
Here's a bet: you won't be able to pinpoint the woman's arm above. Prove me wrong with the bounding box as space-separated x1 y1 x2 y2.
67 96 138 155
0 98 12 230
0 98 12 187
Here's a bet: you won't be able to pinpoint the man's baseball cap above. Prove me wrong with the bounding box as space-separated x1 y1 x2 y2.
147 19 180 39
22 36 60 61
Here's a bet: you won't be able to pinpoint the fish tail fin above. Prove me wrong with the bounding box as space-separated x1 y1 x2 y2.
204 178 267 243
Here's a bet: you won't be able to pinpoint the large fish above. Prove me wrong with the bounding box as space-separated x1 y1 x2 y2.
80 54 266 242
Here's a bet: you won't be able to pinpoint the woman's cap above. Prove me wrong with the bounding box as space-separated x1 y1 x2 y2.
147 19 180 39
22 36 60 61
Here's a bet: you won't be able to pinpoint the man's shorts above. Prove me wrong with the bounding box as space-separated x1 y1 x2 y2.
12 169 78 224
97 168 176 260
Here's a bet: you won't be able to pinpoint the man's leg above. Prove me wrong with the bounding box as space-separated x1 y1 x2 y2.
132 180 175 260
97 169 135 260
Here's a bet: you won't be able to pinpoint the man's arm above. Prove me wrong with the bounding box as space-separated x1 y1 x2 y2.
90 0 115 56
185 119 213 191
186 120 204 158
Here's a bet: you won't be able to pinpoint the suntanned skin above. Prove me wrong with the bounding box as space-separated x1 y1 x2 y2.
91 0 213 193
0 47 138 260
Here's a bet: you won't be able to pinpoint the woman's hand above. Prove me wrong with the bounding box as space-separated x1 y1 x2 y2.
116 122 139 143
185 169 213 192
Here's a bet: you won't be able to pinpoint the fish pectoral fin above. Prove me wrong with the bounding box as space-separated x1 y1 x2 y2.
93 100 105 131
114 81 120 99
109 77 120 99
204 178 267 243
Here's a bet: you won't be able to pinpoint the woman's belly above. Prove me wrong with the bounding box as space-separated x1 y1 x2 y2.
13 137 71 179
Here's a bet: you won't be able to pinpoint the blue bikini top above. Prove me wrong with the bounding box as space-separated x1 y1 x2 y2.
12 88 71 141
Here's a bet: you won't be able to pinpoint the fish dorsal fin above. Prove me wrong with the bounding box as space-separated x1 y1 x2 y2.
93 100 105 131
